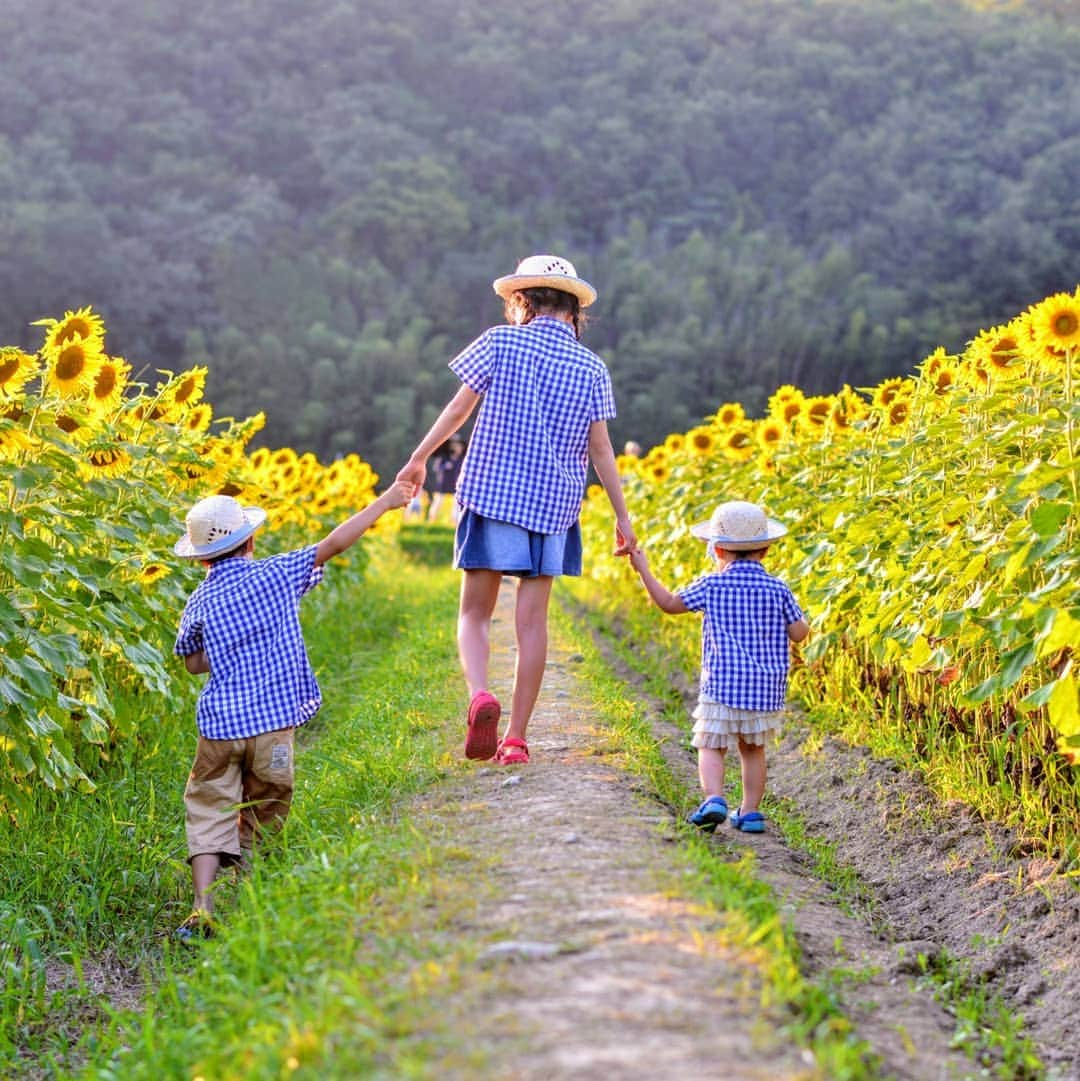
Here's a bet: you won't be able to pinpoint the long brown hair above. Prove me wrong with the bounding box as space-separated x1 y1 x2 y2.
504 287 587 339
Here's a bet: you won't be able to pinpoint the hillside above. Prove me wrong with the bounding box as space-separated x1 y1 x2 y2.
2 0 1077 477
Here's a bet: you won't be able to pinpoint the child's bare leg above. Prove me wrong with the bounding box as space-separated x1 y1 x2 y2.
458 570 502 696
504 575 554 743
737 738 767 812
697 746 727 799
191 853 221 914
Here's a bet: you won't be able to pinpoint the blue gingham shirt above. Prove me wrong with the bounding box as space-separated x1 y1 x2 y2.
174 547 325 740
450 317 616 534
678 561 805 711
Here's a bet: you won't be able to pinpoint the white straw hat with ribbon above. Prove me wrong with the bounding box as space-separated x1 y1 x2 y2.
492 254 597 307
174 494 267 558
689 500 788 550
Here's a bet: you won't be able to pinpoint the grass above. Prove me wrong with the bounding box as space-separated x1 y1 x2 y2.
1 546 489 1080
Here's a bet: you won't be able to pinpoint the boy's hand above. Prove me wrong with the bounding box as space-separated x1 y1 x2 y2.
628 546 649 574
395 459 426 494
383 478 414 509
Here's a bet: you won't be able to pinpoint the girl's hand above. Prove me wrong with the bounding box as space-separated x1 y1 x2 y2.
614 517 636 555
628 546 649 573
395 459 426 495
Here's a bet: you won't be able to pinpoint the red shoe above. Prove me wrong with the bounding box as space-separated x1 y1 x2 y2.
495 737 529 765
464 691 501 760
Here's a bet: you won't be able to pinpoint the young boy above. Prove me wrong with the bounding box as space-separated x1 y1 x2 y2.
171 481 410 940
628 500 809 834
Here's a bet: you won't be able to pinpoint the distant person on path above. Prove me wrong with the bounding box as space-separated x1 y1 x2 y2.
396 254 636 766
171 483 410 940
427 432 466 523
628 500 809 833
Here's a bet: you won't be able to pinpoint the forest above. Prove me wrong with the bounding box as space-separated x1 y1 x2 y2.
1 0 1077 479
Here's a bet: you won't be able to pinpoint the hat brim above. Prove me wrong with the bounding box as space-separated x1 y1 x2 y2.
492 273 597 307
174 507 267 559
689 518 788 549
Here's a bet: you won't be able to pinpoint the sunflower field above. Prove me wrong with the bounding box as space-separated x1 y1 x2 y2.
0 309 382 810
575 288 1080 847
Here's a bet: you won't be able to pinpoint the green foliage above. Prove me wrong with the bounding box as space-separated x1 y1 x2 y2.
575 312 1080 847
397 523 456 566
2 0 1078 478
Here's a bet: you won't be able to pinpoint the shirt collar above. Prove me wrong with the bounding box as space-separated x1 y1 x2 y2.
528 315 576 338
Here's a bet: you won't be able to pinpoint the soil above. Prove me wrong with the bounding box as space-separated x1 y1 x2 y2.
413 582 1080 1080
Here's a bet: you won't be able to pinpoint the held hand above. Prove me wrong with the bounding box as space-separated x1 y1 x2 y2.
613 517 637 556
395 460 426 494
383 478 415 510
627 546 649 574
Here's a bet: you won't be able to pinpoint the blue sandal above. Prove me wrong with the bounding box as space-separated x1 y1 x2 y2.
687 796 729 832
730 808 766 833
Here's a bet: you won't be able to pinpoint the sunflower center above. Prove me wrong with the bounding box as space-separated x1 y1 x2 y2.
1052 312 1078 337
0 358 19 384
90 449 120 466
94 367 117 398
57 415 80 433
58 319 90 344
174 376 197 403
990 336 1017 368
56 346 86 381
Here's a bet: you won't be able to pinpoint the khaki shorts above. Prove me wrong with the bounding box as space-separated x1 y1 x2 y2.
184 727 296 864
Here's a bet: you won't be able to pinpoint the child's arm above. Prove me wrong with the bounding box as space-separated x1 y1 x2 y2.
588 419 636 554
315 480 412 567
788 618 810 644
183 650 209 675
396 385 480 492
628 547 688 614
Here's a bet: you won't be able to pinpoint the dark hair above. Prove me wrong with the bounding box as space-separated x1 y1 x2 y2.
504 287 587 339
725 546 770 560
207 535 252 563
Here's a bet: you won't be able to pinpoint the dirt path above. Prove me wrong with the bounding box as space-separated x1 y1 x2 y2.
410 582 989 1080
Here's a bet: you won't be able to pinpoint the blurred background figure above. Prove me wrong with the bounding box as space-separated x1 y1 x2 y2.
428 432 466 523
623 440 642 458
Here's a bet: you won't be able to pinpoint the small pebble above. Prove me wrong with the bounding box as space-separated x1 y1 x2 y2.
501 775 522 788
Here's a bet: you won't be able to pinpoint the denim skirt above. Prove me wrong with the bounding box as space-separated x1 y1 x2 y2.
454 508 582 578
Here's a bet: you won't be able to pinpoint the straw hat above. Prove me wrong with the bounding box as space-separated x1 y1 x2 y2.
174 494 267 558
689 500 788 550
492 254 597 307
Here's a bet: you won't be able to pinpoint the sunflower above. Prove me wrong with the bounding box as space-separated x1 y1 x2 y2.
181 402 213 436
1029 291 1080 355
768 384 802 413
756 418 785 451
872 377 911 409
802 396 832 429
968 324 1024 381
89 355 131 412
165 365 208 410
137 562 170 586
249 446 273 471
686 426 715 457
39 306 106 355
887 400 910 427
663 433 684 455
77 444 133 481
713 402 745 427
920 347 948 379
45 338 102 399
0 349 39 400
721 427 754 462
932 364 958 394
645 461 670 483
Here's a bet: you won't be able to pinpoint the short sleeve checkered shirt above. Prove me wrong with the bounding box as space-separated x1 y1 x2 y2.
449 316 616 534
174 546 325 740
677 561 805 711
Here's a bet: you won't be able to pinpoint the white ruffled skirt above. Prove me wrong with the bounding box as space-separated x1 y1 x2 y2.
691 700 786 750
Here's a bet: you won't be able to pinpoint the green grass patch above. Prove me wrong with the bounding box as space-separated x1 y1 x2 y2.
1 548 499 1080
396 523 456 566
